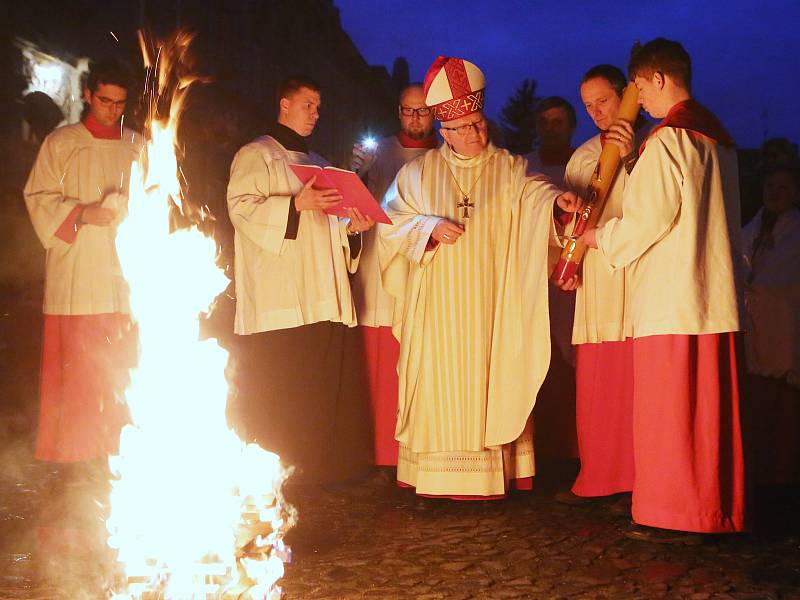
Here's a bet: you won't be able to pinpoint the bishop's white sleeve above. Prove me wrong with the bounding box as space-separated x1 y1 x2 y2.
381 167 442 266
520 167 564 247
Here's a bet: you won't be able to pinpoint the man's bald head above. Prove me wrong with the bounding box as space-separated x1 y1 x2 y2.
399 84 424 106
398 83 434 140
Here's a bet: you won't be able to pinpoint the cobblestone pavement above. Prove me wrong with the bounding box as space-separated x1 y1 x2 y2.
1 448 799 600
1 306 799 599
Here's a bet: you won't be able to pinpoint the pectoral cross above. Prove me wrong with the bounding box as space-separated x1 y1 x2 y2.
457 195 475 222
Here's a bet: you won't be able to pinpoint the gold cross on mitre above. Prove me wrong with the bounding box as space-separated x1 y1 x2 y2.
457 196 475 221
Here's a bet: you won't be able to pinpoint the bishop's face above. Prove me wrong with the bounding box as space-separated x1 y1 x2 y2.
440 112 489 157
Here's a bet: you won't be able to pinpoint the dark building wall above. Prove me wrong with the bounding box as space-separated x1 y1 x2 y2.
180 0 397 165
8 0 398 165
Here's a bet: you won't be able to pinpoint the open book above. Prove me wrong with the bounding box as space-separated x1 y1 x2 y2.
289 164 392 225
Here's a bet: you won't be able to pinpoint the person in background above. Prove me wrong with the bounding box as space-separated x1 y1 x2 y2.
525 95 580 468
742 161 800 488
350 83 437 470
525 96 577 184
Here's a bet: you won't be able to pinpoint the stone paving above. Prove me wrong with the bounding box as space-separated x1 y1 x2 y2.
1 303 799 599
1 447 799 600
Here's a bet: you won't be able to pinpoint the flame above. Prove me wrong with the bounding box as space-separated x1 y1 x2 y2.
107 31 295 599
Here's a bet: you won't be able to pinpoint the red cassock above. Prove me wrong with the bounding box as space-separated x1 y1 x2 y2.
572 339 635 496
589 99 750 532
35 313 136 462
630 333 747 533
27 114 139 464
361 326 400 465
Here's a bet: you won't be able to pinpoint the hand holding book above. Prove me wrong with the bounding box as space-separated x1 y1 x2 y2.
290 164 392 224
294 175 343 211
345 207 375 234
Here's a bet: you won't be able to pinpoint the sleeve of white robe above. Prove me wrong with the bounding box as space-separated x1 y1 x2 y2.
24 133 83 249
484 157 559 446
379 161 442 269
227 144 294 256
595 134 682 269
522 167 566 249
377 158 442 345
338 220 362 274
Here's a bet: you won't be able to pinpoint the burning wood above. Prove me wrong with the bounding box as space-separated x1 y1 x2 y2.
106 31 295 600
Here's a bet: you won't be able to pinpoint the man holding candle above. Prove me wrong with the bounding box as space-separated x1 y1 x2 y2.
558 64 651 509
581 39 747 538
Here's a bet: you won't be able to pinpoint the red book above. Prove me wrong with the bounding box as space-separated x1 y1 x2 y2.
289 164 392 225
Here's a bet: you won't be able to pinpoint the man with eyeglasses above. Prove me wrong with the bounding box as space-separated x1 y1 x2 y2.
378 56 581 499
24 60 141 484
227 75 374 484
349 83 437 470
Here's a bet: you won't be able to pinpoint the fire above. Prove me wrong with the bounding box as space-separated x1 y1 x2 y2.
106 32 295 599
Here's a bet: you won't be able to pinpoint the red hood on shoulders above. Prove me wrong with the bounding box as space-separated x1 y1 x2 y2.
397 130 437 149
641 99 734 153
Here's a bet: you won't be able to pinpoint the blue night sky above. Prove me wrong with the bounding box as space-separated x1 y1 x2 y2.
336 0 800 150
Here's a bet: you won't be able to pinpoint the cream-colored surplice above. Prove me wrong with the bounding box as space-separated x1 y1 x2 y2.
595 127 743 338
24 123 141 315
227 135 359 335
379 142 560 496
565 125 651 344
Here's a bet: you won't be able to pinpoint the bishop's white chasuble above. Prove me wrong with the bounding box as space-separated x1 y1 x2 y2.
379 143 561 496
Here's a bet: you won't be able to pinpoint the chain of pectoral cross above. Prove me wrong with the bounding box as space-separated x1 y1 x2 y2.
444 155 494 225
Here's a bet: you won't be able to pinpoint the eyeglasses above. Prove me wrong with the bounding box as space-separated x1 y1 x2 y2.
399 106 432 117
440 118 487 136
95 95 127 109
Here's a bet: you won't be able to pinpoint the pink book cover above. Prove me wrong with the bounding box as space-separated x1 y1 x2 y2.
289 164 392 225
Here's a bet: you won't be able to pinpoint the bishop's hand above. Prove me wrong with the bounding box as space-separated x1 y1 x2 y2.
431 219 464 245
556 191 582 214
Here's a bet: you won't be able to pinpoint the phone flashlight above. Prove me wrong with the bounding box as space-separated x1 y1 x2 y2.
361 135 377 151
